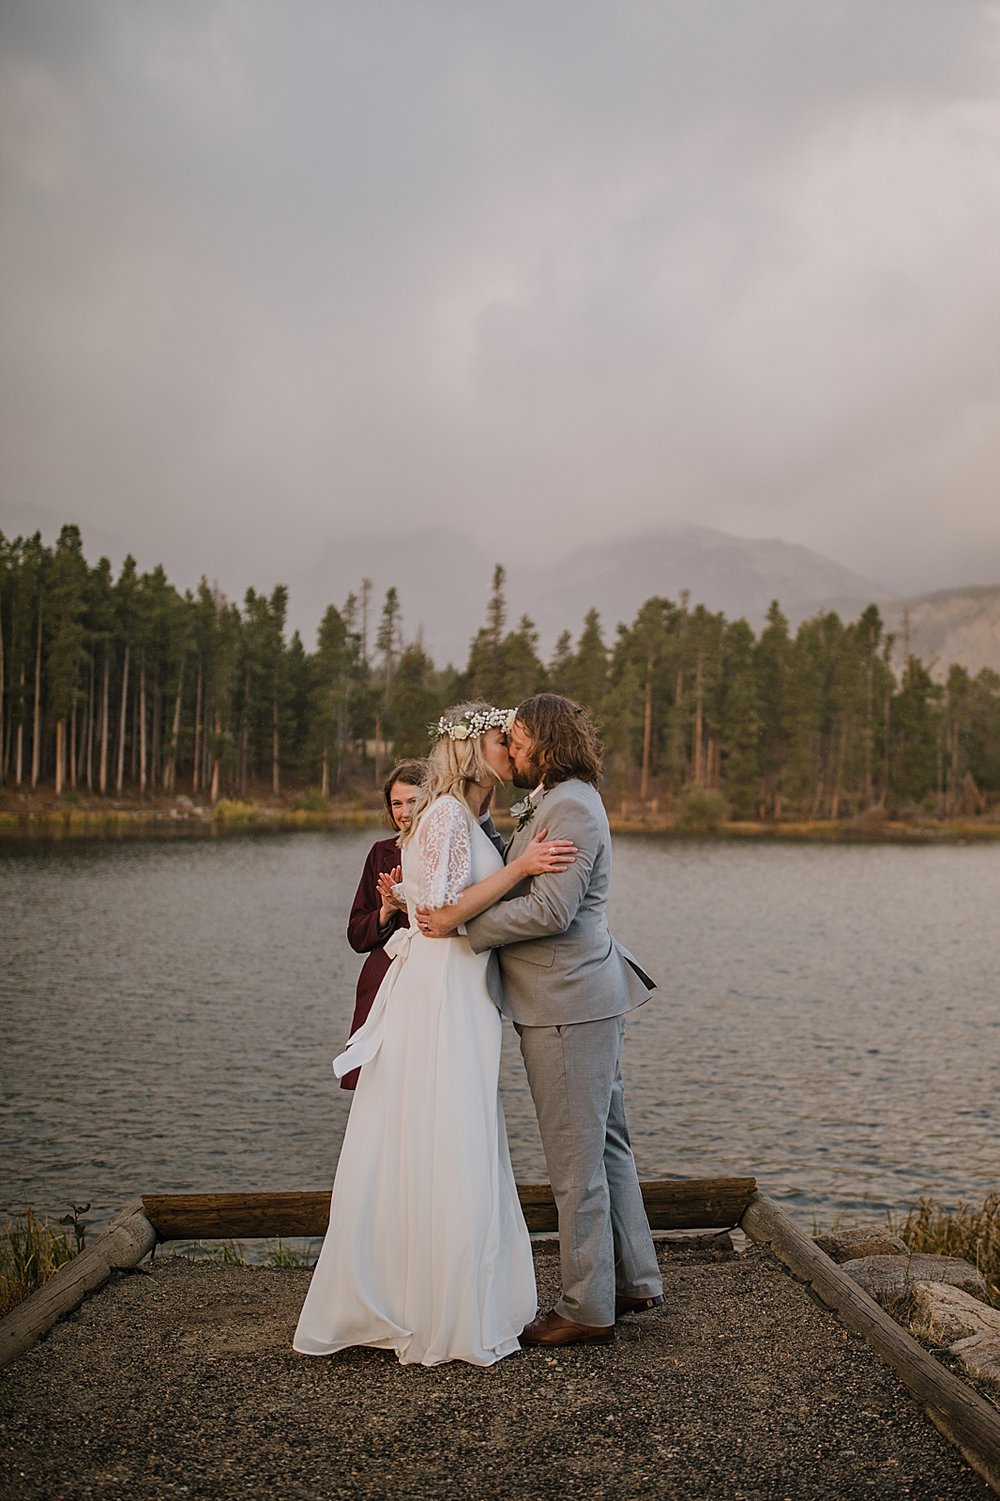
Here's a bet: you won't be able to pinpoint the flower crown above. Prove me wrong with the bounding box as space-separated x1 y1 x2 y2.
428 706 516 743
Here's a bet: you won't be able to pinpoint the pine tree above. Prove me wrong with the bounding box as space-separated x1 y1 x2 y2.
754 602 790 817
563 609 609 717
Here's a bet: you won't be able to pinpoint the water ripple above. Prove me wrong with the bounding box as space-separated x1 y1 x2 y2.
1 831 997 1231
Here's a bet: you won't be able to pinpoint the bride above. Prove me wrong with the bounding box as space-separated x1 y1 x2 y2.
293 703 576 1367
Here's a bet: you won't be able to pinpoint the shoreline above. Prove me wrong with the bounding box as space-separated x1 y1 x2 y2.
2 795 1000 842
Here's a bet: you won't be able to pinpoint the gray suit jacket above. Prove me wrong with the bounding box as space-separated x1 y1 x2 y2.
465 779 655 1027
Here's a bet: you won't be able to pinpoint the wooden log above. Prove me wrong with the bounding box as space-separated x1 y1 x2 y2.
741 1191 1000 1496
142 1177 757 1241
0 1202 157 1371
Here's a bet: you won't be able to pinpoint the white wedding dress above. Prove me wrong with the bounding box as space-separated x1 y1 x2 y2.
294 794 536 1367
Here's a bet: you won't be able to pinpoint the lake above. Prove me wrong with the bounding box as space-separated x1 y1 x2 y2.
1 829 997 1236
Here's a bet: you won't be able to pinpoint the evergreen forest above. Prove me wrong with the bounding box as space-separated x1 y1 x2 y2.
2 525 999 822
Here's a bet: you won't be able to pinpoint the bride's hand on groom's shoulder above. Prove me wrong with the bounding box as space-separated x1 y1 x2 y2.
518 828 577 878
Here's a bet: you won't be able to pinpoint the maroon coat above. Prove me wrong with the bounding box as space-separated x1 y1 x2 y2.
341 835 408 1090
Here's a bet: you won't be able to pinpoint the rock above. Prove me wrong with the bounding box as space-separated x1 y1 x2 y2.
908 1282 1000 1384
841 1254 990 1311
951 1329 1000 1383
814 1226 909 1263
908 1281 1000 1345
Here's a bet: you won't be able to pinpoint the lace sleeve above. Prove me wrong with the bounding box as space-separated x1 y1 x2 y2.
418 798 472 909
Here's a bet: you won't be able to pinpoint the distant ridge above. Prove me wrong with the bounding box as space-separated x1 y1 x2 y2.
518 524 894 643
289 522 897 659
881 585 1000 679
287 523 1000 676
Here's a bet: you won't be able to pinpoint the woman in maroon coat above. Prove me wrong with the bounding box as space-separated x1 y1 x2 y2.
341 760 425 1090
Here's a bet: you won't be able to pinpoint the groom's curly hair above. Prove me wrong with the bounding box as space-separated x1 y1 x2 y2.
515 693 603 788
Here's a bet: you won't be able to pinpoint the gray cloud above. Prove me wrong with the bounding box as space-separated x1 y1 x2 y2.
2 0 1000 637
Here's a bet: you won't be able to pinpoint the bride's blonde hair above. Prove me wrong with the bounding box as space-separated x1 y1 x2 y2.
399 702 507 847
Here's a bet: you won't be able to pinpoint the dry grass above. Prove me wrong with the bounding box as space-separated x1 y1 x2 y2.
0 1209 85 1317
889 1192 1000 1305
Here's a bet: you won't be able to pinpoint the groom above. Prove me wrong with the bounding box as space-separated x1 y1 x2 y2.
422 693 662 1345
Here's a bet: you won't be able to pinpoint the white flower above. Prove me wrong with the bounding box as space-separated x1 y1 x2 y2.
428 706 516 743
510 797 536 830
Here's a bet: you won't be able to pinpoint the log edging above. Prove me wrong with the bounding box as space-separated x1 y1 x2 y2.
740 1191 1000 1496
0 1178 756 1367
0 1201 157 1370
141 1177 759 1240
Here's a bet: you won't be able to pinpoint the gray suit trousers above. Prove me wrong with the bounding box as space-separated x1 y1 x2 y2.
516 1014 662 1327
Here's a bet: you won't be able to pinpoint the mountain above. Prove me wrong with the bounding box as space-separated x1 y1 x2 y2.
287 524 897 662
880 586 1000 679
518 525 893 645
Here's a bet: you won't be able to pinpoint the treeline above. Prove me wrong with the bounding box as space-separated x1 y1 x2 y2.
2 526 999 819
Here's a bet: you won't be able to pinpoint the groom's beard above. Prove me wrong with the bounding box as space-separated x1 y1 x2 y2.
511 756 542 790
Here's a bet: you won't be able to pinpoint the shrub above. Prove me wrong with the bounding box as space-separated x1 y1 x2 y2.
213 798 259 823
292 788 330 813
673 787 729 833
848 805 890 838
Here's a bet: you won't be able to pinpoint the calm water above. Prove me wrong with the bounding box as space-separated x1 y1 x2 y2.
1 830 997 1234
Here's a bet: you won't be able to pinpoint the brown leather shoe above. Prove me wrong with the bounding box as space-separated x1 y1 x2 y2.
615 1293 665 1318
520 1310 615 1346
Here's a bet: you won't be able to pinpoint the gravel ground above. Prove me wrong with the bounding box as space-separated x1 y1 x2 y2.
0 1240 993 1501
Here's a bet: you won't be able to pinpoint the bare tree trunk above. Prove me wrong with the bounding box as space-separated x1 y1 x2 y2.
191 659 203 795
321 742 329 798
880 690 891 808
706 734 720 789
99 650 109 795
863 662 874 806
150 674 161 792
69 700 78 789
0 605 5 787
115 642 130 794
84 656 94 792
54 718 65 796
692 657 704 786
640 654 653 802
130 679 139 783
272 675 280 796
164 668 183 795
151 665 159 791
15 664 25 786
950 720 962 817
31 605 43 788
335 703 346 792
830 726 845 821
373 712 383 787
210 711 221 805
138 655 147 796
239 669 250 796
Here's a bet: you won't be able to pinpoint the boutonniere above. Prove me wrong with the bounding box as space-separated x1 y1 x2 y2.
510 797 536 832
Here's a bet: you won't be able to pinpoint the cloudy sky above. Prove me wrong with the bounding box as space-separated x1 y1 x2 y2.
3 0 1000 643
